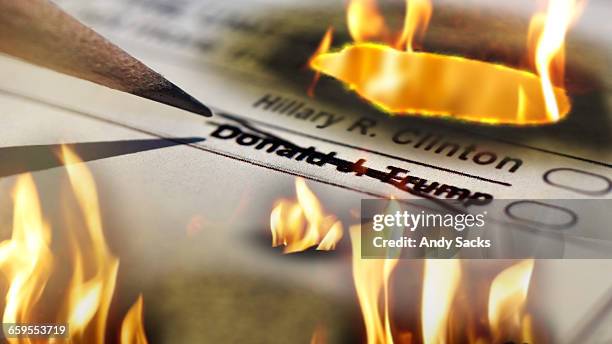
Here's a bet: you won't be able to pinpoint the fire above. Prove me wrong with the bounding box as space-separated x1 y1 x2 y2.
345 0 431 50
488 259 535 342
349 200 403 344
270 177 343 253
350 225 395 344
307 27 334 97
121 294 149 344
397 0 432 51
347 0 389 43
61 146 119 342
0 147 148 343
529 0 584 121
421 260 461 344
309 0 585 125
347 207 538 344
0 174 52 329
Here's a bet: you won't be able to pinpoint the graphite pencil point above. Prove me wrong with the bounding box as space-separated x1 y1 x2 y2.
0 0 212 118
135 82 213 118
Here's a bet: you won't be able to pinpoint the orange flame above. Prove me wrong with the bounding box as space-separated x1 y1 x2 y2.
397 0 432 51
308 27 334 97
345 227 538 344
421 260 461 344
350 225 392 344
0 174 53 330
121 294 149 344
346 0 432 50
271 177 343 253
529 0 584 121
349 200 401 344
0 147 148 343
347 0 389 43
309 0 585 125
311 45 571 124
488 259 535 342
61 146 119 342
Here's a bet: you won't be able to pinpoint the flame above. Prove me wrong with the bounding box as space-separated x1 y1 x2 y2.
0 174 53 330
311 46 570 124
121 294 149 344
61 146 119 342
346 0 432 50
345 228 539 343
309 0 431 95
309 0 585 125
421 260 461 344
270 177 343 253
310 324 328 344
347 0 389 43
488 259 535 342
0 147 148 343
307 27 334 97
350 200 402 344
350 225 392 344
343 200 540 343
529 0 583 121
397 0 432 51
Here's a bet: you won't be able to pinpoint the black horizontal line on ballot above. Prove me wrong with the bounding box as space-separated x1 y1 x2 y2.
215 112 513 187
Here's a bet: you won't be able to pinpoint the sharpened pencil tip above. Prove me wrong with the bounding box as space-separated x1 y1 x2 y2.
134 82 213 117
0 0 214 117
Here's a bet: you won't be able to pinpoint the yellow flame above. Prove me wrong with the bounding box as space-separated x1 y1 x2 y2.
531 0 581 121
521 314 535 344
350 200 401 344
488 259 535 342
0 147 148 344
381 201 402 344
311 44 571 125
61 146 119 342
341 202 539 343
308 27 334 97
347 0 389 43
318 221 343 251
397 0 432 51
0 174 53 336
350 225 388 344
68 278 102 331
421 260 461 344
347 0 432 50
309 0 584 125
121 294 149 344
270 177 343 253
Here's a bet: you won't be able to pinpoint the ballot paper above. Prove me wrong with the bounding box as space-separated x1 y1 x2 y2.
1 0 611 342
46 0 611 200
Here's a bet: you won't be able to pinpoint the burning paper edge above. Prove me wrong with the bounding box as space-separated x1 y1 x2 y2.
310 43 571 125
307 0 583 126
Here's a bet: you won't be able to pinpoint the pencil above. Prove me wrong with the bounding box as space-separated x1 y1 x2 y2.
0 0 212 117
